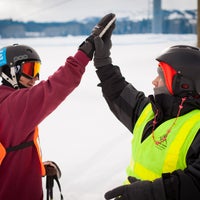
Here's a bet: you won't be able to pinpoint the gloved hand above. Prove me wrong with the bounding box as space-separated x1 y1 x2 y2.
43 161 64 200
43 161 61 178
104 177 166 200
93 20 115 68
79 13 116 60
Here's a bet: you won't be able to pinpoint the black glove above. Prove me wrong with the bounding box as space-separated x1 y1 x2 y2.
104 177 166 200
93 19 115 68
79 13 116 60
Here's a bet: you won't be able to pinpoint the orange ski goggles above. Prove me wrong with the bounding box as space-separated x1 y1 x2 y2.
21 61 41 79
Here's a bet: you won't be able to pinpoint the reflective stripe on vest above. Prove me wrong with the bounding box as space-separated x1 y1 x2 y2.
0 127 46 176
125 103 200 183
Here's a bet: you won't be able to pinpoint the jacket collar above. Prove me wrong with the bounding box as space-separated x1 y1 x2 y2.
148 94 200 123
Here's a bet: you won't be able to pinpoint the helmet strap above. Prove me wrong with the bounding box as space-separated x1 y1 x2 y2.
1 67 19 89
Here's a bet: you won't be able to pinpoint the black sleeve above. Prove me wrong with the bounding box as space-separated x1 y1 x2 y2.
163 131 200 200
162 169 200 200
96 64 149 132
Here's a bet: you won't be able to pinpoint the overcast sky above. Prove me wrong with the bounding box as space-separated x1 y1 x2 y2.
0 0 197 22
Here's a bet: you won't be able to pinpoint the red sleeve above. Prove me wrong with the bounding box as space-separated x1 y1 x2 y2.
0 50 90 144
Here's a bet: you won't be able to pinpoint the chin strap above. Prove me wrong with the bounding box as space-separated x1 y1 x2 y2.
1 67 19 89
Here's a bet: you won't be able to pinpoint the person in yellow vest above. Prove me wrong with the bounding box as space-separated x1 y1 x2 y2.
93 20 200 200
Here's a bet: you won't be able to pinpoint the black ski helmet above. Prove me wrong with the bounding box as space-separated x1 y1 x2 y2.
0 44 41 88
156 45 200 97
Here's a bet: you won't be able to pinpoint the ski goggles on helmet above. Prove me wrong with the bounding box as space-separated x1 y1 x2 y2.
21 61 41 79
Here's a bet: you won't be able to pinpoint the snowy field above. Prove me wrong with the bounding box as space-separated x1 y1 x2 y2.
0 34 197 199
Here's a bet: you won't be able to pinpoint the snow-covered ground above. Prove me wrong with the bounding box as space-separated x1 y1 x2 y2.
0 34 197 199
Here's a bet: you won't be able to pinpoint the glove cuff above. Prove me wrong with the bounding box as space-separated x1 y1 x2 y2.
94 57 112 68
78 37 94 59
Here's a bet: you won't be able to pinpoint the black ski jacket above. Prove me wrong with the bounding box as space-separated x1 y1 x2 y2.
96 64 200 200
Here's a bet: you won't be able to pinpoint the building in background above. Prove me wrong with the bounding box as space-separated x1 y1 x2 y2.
152 0 162 33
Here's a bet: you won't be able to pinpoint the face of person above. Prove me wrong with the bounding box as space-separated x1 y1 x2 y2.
152 67 170 95
19 75 39 88
152 75 165 89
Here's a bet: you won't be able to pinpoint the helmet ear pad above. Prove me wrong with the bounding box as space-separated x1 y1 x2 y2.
172 74 196 97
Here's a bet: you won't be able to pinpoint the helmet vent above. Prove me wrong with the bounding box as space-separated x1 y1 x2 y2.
26 49 33 53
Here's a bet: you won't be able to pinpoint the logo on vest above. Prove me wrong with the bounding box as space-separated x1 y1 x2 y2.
155 135 167 150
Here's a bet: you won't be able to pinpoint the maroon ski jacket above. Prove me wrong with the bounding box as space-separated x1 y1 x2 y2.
0 50 90 199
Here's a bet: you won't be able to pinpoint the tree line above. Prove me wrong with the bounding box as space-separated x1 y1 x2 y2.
0 9 197 38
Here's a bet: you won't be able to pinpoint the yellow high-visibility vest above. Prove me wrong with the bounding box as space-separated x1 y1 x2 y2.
125 103 200 183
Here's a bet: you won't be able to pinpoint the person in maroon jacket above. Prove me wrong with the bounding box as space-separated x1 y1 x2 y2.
0 13 114 200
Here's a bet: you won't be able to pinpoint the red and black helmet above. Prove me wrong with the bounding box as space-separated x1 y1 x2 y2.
156 45 200 97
